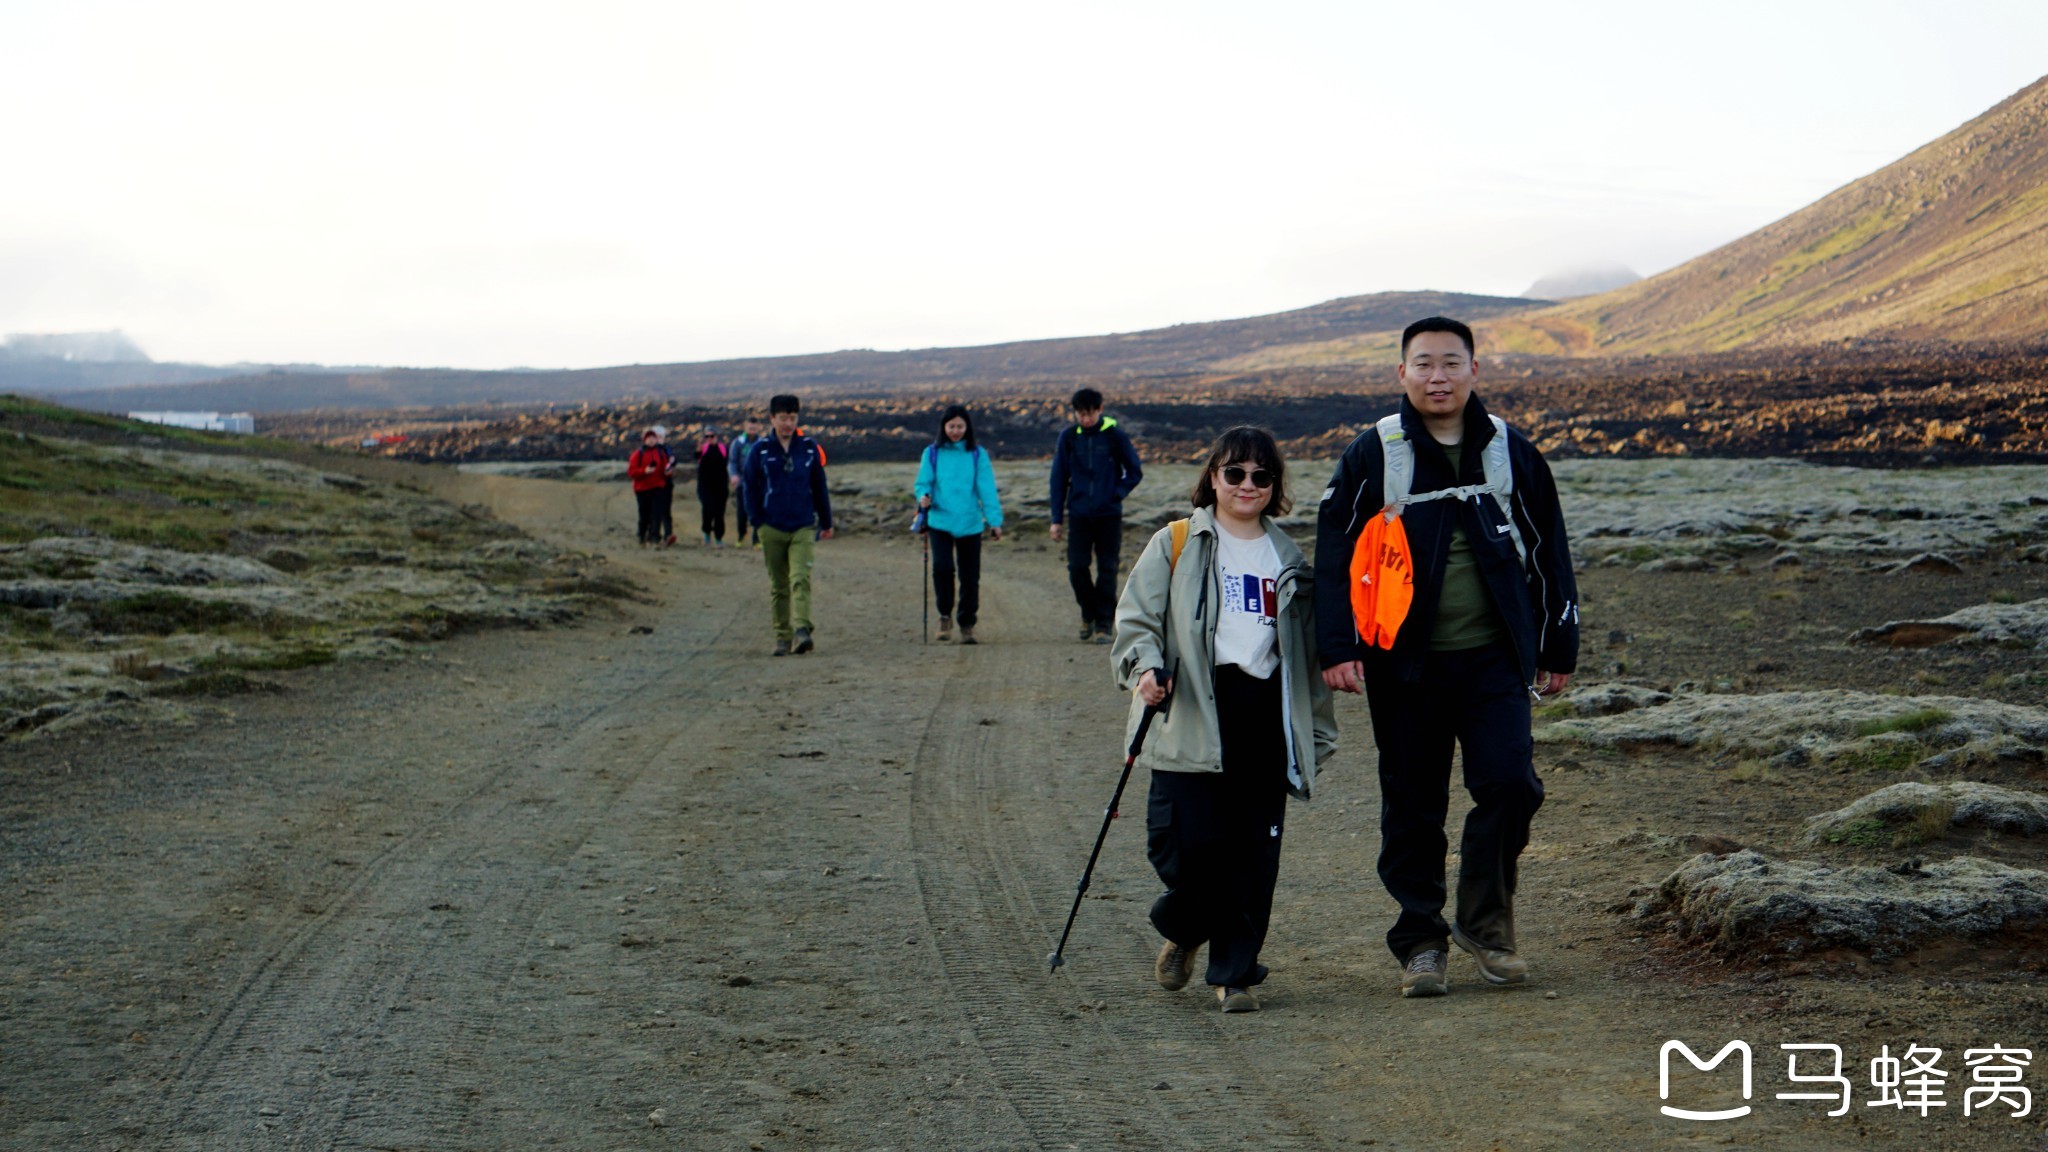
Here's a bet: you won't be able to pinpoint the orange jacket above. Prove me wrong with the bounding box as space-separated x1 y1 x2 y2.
1349 511 1414 650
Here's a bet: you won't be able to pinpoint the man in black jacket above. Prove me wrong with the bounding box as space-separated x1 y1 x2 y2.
1314 316 1579 999
1048 387 1143 643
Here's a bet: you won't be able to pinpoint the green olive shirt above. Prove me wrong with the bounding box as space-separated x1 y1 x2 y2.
1429 440 1508 651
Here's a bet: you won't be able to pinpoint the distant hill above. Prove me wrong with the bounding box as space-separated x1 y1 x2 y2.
1488 73 2048 354
49 290 1546 414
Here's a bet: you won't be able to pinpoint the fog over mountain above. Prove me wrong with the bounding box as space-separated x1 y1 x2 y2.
1522 265 1641 301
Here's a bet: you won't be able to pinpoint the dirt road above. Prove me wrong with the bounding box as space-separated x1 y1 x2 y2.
5 473 2044 1151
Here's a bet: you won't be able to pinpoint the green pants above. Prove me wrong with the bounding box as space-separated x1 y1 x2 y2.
759 525 816 640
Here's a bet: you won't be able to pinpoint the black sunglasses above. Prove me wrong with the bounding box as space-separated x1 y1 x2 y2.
1218 465 1274 489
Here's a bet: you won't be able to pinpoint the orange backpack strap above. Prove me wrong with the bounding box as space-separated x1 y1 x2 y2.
1168 518 1189 571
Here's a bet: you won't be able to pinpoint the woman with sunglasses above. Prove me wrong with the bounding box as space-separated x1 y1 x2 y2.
1110 426 1337 1013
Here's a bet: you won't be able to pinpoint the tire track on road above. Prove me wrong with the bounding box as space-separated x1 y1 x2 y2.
157 597 751 1149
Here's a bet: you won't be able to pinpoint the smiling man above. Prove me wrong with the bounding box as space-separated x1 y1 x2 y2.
1313 316 1579 999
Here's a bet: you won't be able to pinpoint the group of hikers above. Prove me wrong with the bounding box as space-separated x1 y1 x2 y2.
626 416 770 549
638 316 1581 1012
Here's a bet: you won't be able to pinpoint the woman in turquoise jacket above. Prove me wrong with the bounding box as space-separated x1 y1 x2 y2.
915 404 1005 644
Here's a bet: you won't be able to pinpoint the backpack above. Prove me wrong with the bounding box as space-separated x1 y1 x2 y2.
1375 413 1527 569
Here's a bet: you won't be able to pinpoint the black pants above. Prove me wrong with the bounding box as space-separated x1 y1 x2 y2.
700 485 728 541
656 485 675 542
929 529 983 627
1065 514 1122 630
635 488 664 544
1365 642 1544 964
733 485 752 542
1146 664 1289 989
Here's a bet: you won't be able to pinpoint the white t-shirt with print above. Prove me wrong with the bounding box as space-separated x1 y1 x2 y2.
1212 527 1281 679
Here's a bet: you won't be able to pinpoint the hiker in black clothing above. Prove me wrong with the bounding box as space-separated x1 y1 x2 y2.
1048 387 1143 644
1313 316 1579 1000
695 427 730 547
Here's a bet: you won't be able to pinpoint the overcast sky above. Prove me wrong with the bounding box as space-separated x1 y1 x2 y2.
5 1 2047 369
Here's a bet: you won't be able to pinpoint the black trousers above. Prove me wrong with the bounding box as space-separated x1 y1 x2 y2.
1365 642 1544 964
1146 664 1289 989
733 485 752 542
635 488 664 543
656 485 675 542
700 485 728 541
928 529 983 627
1065 513 1122 629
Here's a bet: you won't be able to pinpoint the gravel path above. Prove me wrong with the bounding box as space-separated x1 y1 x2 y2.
5 472 2045 1150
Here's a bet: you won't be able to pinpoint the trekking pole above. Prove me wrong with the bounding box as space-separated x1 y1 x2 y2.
1048 663 1175 974
921 532 930 644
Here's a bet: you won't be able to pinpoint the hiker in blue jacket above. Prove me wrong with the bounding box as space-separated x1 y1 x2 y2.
914 404 1005 644
744 394 834 657
1048 387 1143 643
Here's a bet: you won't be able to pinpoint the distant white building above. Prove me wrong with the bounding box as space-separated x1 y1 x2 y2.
129 411 257 434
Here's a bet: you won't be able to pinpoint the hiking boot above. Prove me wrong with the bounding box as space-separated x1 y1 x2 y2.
1078 622 1095 642
936 614 953 642
1451 924 1529 986
1154 940 1200 991
1400 949 1449 998
772 638 791 657
793 628 814 654
1092 624 1113 645
958 625 977 645
1217 986 1260 1013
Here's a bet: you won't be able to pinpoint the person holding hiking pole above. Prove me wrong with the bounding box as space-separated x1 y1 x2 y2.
914 404 1004 644
1314 316 1579 999
1110 426 1336 1013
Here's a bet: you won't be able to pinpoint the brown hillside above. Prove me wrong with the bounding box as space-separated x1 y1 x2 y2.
51 291 1544 415
1494 74 2048 354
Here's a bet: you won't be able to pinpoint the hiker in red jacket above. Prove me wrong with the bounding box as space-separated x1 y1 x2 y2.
628 428 674 547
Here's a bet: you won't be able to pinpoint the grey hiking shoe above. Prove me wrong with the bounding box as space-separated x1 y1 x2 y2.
1092 624 1113 645
1217 986 1260 1013
1078 622 1095 642
793 628 814 654
772 638 791 657
959 624 977 645
936 614 953 642
1154 940 1199 991
1451 924 1529 985
1401 949 1448 998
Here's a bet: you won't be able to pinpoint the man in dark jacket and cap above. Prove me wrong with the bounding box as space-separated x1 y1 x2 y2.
1314 316 1579 1000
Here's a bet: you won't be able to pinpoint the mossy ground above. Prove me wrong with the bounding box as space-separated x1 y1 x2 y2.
1 396 633 733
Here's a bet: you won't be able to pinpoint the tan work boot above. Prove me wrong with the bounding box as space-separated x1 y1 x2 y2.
958 624 977 645
1451 924 1529 985
1217 986 1260 1013
1400 948 1449 998
936 614 953 642
1154 940 1199 991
